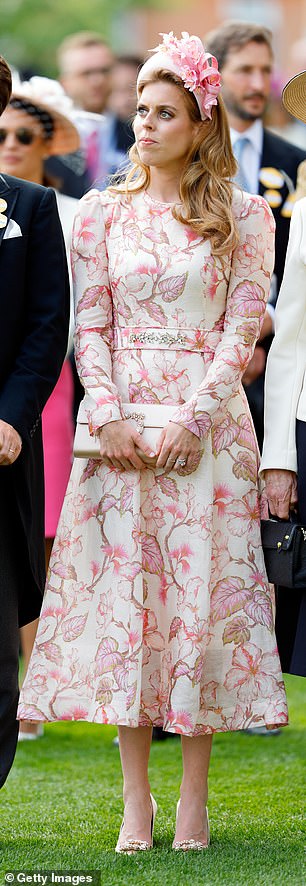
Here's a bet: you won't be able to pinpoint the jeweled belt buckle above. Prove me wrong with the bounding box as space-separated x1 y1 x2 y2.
129 330 186 346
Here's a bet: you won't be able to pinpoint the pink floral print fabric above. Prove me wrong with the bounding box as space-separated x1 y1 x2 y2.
18 188 288 733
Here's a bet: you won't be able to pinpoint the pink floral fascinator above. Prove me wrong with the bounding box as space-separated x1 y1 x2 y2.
137 31 221 120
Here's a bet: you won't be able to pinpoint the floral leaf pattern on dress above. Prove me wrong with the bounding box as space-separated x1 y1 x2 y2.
99 494 117 514
210 577 251 624
236 414 256 451
224 643 281 703
244 592 274 631
52 562 77 580
61 615 88 642
212 413 239 455
156 475 179 500
222 617 251 646
157 273 188 301
95 637 122 674
232 451 258 484
18 187 288 734
76 285 105 314
141 534 164 574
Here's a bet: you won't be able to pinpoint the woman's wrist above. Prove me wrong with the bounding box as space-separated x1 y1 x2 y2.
97 418 125 436
264 468 296 481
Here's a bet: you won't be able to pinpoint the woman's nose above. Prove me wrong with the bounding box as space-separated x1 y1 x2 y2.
143 111 154 128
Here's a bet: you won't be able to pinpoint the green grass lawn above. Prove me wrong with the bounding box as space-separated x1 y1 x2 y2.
0 675 305 886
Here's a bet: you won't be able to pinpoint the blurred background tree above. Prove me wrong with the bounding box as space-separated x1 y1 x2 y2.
0 0 159 76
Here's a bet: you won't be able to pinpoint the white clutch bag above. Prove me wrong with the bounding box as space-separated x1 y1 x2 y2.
73 399 179 462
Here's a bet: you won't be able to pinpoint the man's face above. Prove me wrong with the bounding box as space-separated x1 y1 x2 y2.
221 41 273 122
108 62 139 120
61 44 114 114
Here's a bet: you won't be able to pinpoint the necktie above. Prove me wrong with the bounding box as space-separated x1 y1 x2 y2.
233 136 251 192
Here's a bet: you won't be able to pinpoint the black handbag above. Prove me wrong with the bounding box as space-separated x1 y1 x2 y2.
261 516 306 588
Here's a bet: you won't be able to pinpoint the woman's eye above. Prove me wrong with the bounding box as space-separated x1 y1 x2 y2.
136 106 173 119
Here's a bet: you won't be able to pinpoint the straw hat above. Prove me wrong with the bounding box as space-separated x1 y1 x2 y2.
282 71 306 124
10 75 80 155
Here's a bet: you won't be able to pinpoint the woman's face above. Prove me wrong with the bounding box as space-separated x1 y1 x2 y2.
0 106 51 182
134 80 200 174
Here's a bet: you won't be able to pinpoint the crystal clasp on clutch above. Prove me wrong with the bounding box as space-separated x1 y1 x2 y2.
123 410 145 434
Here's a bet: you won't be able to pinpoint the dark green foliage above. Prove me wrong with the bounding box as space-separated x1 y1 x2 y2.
0 0 157 76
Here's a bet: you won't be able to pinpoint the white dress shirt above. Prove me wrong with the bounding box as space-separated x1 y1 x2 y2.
230 119 264 195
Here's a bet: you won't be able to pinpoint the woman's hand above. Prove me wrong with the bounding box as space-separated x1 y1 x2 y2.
98 420 155 470
0 420 22 466
156 421 201 473
242 345 266 386
264 468 298 519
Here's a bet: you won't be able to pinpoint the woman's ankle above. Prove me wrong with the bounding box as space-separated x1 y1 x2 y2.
180 778 208 802
123 783 151 805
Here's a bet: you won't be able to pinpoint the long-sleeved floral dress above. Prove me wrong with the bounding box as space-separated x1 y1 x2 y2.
18 187 288 734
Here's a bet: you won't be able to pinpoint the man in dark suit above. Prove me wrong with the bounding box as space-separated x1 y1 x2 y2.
0 55 70 786
206 22 306 450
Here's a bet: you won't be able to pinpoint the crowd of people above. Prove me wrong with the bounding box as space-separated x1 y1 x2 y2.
0 19 305 854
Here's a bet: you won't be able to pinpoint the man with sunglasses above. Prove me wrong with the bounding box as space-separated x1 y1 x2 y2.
0 55 69 788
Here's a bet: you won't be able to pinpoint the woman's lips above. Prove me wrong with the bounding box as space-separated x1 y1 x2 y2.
1 154 20 163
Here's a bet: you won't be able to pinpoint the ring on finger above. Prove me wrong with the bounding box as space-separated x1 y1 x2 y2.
177 457 187 467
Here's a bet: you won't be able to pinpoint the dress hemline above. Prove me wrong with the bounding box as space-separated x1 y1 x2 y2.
17 713 289 735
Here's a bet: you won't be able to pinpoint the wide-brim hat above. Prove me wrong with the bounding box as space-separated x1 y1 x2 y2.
282 71 306 124
10 76 80 155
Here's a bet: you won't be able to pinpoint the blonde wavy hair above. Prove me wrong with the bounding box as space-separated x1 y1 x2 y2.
111 69 239 256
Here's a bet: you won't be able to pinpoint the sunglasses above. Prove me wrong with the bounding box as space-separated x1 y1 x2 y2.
0 127 39 146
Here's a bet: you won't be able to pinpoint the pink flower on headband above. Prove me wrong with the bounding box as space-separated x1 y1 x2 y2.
150 31 221 119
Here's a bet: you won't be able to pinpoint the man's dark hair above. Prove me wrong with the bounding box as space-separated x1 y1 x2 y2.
115 55 143 69
205 21 273 71
0 55 12 115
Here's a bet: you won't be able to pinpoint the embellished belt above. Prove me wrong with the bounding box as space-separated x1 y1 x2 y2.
113 326 219 353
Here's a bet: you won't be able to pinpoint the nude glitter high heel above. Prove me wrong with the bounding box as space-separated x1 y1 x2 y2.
115 794 157 854
172 799 210 851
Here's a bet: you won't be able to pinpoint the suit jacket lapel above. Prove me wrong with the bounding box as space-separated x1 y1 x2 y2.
258 130 268 196
0 175 19 246
259 130 296 195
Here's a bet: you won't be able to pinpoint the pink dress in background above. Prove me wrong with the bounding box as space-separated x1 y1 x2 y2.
42 360 74 538
42 191 77 538
18 188 288 734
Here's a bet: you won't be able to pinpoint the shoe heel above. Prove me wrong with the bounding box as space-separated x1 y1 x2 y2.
206 808 210 845
151 793 158 835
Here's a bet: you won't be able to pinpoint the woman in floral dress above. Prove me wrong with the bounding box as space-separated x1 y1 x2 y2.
18 32 288 852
